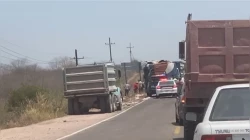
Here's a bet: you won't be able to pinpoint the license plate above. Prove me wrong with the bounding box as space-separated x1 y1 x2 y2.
163 90 171 92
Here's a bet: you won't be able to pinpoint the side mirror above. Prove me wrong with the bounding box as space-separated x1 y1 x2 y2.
179 41 185 60
117 70 121 78
185 112 197 122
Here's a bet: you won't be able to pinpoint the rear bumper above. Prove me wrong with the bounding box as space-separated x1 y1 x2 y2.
156 90 177 96
156 93 177 96
64 92 108 98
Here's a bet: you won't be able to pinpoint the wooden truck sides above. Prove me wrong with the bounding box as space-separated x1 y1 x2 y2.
178 13 250 140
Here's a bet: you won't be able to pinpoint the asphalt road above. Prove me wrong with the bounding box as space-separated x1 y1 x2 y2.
64 97 184 140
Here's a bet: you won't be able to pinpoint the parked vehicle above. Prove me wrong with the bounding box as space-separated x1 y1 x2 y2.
175 81 185 125
63 63 122 115
179 13 250 140
155 79 177 98
187 84 250 140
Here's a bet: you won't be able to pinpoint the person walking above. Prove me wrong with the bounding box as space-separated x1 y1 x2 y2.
138 80 143 93
133 82 138 94
124 83 130 97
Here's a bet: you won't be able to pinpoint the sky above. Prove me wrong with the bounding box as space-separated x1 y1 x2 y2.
0 0 250 66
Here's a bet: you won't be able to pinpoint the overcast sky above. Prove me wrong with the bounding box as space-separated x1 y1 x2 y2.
0 0 249 66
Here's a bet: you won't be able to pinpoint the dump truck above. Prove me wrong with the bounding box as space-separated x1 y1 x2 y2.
63 63 122 115
178 13 250 140
173 60 185 78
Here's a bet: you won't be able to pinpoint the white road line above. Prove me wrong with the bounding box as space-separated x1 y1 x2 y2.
56 97 151 140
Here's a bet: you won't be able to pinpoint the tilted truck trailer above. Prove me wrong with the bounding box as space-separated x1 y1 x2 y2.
144 60 182 97
63 63 122 115
178 13 250 140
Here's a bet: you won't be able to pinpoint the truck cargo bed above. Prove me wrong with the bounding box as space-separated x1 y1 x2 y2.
63 63 117 97
186 20 250 83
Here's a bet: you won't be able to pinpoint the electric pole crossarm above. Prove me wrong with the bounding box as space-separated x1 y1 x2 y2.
126 43 134 63
72 49 84 66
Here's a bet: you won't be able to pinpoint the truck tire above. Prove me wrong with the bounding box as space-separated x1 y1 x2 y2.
117 102 122 111
112 94 117 112
179 118 184 126
175 113 179 124
100 97 106 113
184 120 196 140
68 98 74 115
105 94 113 113
82 107 89 114
73 99 81 115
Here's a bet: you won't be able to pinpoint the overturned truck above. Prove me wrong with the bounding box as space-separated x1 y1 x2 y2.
63 63 122 115
179 13 250 140
143 60 181 97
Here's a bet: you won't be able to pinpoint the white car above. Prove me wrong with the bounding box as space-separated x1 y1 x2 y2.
155 79 177 98
186 83 250 140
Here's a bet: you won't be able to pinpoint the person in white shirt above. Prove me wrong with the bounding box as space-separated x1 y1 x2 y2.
124 83 130 96
138 80 143 93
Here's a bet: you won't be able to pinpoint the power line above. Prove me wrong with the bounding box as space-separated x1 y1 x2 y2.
105 37 115 62
1 55 16 61
0 38 65 56
0 45 51 63
126 43 134 62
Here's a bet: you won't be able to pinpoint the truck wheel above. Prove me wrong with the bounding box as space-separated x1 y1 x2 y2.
100 97 106 113
112 94 117 112
175 113 179 124
82 107 89 114
105 94 113 113
67 98 74 115
179 118 184 126
73 99 81 115
184 120 196 140
117 102 122 111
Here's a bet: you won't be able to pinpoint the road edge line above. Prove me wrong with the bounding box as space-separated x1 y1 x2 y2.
56 97 150 140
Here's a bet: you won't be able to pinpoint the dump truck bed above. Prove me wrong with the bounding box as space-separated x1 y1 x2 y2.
185 20 250 103
63 63 117 97
186 20 250 83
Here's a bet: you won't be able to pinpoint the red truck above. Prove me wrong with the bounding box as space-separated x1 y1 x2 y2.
179 13 250 140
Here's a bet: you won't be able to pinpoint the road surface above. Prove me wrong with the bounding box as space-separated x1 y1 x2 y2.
62 97 184 140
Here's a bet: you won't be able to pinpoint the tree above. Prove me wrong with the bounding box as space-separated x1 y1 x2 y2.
49 56 75 69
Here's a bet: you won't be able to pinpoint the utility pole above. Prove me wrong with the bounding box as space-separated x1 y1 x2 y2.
73 49 84 66
138 62 142 81
123 63 127 84
105 37 115 62
126 43 134 63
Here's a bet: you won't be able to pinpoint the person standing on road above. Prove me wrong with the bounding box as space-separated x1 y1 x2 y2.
138 80 143 93
133 82 139 94
124 83 130 97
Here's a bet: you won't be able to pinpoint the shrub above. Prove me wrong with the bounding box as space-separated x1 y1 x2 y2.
6 85 47 112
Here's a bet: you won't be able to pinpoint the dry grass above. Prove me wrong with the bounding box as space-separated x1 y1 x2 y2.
0 61 137 129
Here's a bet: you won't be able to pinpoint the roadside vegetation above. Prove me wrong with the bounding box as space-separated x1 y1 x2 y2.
0 57 138 129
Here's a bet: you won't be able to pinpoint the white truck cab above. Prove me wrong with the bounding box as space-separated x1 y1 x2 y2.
186 84 250 140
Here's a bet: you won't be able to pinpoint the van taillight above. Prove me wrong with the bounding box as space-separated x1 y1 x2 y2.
173 84 177 88
201 134 232 140
156 86 161 89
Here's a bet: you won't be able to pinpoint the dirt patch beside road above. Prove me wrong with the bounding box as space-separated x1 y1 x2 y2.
0 73 147 140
